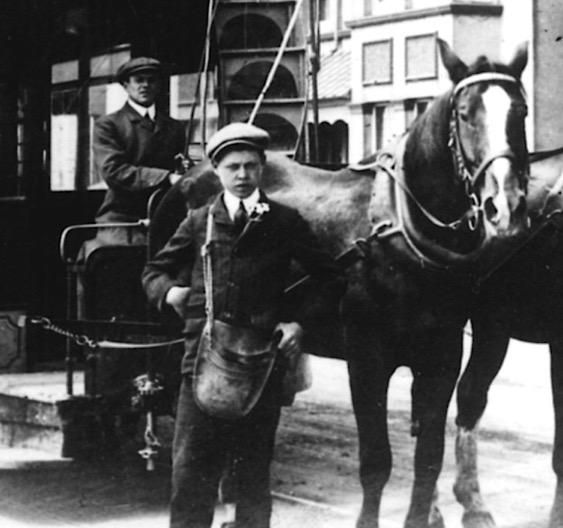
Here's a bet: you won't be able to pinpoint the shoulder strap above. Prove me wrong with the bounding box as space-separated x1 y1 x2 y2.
201 208 214 323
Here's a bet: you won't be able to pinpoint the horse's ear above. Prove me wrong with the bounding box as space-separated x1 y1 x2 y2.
437 38 468 84
508 41 528 79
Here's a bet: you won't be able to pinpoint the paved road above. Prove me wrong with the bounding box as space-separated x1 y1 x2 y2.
0 336 555 528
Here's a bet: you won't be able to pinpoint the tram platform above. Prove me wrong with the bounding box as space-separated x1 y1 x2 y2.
0 368 139 460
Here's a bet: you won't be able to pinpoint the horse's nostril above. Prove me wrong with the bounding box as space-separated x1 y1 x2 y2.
516 196 527 216
483 197 498 223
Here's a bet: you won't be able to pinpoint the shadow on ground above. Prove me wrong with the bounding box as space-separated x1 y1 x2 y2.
0 419 175 527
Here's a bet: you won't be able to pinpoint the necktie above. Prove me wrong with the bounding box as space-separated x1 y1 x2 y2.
234 200 248 234
143 112 154 130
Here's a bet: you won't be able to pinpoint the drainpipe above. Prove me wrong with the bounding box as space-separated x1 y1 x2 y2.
309 0 320 163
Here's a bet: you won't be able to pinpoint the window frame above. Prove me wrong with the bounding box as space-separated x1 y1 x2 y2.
362 39 393 86
405 33 438 83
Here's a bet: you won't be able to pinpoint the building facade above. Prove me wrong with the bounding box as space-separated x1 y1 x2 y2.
313 0 549 164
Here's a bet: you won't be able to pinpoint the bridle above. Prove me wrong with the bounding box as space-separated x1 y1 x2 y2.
349 69 530 269
448 72 528 230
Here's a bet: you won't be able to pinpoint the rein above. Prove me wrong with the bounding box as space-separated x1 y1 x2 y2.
353 148 473 232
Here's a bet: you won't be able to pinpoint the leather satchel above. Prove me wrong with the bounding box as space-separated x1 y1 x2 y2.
192 209 278 419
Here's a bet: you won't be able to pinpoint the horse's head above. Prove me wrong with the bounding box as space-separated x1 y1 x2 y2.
438 39 529 240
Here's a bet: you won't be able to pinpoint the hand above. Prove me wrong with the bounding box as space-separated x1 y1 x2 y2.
165 286 190 318
168 172 183 185
275 322 304 363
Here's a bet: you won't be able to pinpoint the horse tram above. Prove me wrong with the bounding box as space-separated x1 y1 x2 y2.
2 1 563 527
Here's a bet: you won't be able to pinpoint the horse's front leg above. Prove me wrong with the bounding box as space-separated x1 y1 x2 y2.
348 351 393 528
549 340 563 528
454 319 509 528
405 332 463 528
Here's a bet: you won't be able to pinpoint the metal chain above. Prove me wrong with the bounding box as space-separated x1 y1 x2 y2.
138 411 161 471
29 316 99 348
28 316 184 350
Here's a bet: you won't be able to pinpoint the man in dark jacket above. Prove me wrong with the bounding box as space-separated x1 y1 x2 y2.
77 57 187 420
142 123 344 528
90 56 186 248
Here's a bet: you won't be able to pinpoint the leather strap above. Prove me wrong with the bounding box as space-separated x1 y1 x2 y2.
201 209 215 324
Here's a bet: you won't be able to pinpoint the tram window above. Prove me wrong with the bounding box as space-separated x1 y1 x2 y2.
0 84 25 197
51 88 79 191
90 50 129 79
50 49 130 192
52 60 79 84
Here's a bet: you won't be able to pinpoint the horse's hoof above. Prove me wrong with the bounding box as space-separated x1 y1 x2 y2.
462 511 496 528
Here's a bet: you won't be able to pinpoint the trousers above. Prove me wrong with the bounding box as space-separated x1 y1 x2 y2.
170 364 284 528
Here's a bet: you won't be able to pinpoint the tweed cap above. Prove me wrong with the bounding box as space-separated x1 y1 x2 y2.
116 57 162 83
206 122 270 161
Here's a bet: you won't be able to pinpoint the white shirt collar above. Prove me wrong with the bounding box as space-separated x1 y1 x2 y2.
223 189 260 221
128 99 156 120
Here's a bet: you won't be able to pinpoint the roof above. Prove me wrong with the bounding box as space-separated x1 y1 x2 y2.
316 48 351 100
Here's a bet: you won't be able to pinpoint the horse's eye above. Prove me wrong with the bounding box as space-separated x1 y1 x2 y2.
457 108 470 123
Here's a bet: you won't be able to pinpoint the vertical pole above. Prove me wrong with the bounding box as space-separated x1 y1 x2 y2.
65 262 74 396
308 0 320 163
201 0 216 151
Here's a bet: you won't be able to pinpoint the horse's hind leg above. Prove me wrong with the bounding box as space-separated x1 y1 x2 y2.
405 332 462 528
549 340 563 528
454 319 509 528
348 353 393 528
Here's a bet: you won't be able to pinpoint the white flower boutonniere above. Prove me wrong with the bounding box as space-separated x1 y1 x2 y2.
249 202 270 222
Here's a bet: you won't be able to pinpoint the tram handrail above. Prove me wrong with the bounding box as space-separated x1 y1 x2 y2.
59 220 149 263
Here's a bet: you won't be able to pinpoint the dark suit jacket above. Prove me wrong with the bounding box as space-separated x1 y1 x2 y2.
93 102 186 223
142 192 345 373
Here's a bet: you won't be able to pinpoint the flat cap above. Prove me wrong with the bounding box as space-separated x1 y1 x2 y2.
206 122 270 161
116 57 162 83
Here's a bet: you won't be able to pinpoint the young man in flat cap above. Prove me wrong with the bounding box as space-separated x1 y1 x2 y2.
90 56 186 249
142 122 344 528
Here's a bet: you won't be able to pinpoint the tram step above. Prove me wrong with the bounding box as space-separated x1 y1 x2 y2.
0 371 97 458
0 393 64 454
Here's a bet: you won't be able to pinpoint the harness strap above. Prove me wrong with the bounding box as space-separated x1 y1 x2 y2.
477 210 563 285
529 145 563 163
453 72 525 98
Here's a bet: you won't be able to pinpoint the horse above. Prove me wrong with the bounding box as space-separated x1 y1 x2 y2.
149 39 530 528
453 146 563 528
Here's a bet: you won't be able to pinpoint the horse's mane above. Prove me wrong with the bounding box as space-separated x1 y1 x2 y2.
467 54 515 76
405 91 451 175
